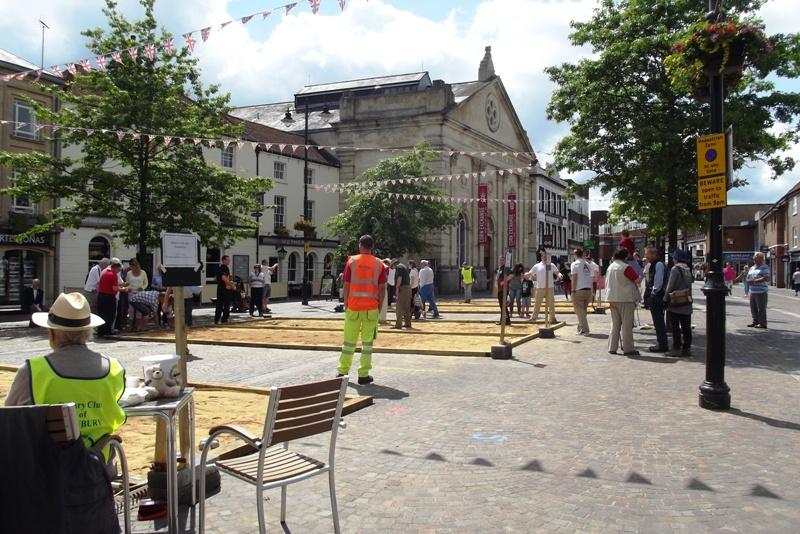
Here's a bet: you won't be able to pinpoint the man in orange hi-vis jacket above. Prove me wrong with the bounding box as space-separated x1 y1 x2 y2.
336 235 387 385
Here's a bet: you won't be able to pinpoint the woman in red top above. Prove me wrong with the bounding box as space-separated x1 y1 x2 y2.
96 258 126 336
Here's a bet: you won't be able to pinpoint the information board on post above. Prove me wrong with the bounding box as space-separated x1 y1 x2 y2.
160 231 202 287
696 133 728 210
478 184 488 245
507 194 517 249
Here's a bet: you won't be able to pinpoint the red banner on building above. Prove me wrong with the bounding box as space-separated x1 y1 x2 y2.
507 193 517 249
478 184 488 245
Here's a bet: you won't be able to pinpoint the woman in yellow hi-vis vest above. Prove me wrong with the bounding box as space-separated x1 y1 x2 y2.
336 235 387 385
4 292 126 454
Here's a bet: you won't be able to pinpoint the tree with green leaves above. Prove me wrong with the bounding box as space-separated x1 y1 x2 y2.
326 149 460 261
546 0 800 250
0 0 270 257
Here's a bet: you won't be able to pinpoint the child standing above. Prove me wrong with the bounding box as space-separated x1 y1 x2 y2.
521 273 533 318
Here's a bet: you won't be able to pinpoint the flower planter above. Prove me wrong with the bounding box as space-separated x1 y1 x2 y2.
702 41 745 75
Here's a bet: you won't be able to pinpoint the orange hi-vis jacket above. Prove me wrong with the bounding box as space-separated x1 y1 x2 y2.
346 254 383 311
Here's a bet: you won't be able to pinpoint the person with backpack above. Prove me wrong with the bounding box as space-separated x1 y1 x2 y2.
664 249 694 357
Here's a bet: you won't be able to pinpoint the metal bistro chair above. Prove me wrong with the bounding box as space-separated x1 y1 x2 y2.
0 403 131 534
199 376 349 534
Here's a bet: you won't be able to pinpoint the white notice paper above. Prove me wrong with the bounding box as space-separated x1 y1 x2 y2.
161 232 200 269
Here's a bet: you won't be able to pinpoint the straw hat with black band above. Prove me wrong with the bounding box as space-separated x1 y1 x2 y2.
32 292 105 330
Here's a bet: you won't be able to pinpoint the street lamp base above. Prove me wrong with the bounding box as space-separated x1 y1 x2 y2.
699 380 731 410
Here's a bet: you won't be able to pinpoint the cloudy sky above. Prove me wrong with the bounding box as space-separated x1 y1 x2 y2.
2 0 798 209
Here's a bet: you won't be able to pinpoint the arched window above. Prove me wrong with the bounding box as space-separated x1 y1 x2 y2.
288 252 299 282
323 253 334 276
306 252 316 282
456 214 467 267
88 236 110 271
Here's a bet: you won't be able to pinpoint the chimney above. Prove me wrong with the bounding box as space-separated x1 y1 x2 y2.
478 45 495 81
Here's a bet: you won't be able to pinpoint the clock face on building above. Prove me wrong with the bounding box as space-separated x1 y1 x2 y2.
485 94 500 132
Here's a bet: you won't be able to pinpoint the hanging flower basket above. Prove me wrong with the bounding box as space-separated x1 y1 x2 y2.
293 219 317 239
664 17 772 96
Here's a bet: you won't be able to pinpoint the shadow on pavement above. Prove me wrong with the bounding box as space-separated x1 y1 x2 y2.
726 408 800 432
350 383 409 400
626 354 678 364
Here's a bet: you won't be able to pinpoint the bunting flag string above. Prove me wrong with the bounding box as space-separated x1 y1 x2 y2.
0 119 549 159
305 187 596 206
0 0 347 83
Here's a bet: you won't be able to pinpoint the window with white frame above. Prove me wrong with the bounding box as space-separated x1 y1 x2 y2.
793 225 798 248
13 99 38 140
538 187 544 212
287 252 299 282
274 195 286 230
304 200 314 223
793 196 798 215
273 161 286 180
323 253 334 276
306 252 316 282
304 168 314 185
9 169 33 213
221 146 234 168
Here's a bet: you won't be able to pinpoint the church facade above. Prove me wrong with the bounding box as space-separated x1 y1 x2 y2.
234 47 574 293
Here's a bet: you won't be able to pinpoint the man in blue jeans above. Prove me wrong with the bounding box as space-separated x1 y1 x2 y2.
644 247 669 352
418 260 441 319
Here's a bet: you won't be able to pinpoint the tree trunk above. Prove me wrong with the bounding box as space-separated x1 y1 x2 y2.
138 142 149 259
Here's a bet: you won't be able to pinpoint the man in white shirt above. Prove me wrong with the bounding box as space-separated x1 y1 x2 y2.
585 251 601 305
83 257 109 312
386 263 396 306
570 248 594 335
529 251 561 324
418 260 441 319
260 259 278 313
409 260 421 319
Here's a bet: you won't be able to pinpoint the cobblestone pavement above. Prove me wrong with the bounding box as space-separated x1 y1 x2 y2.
1 283 799 533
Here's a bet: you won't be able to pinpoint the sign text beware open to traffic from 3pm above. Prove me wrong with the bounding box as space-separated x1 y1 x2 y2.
696 133 728 210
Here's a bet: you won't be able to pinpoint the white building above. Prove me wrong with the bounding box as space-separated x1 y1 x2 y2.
58 117 341 302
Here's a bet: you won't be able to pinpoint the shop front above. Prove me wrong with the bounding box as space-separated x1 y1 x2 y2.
0 232 55 309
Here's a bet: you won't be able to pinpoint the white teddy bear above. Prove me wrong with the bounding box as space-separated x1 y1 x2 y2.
144 364 182 399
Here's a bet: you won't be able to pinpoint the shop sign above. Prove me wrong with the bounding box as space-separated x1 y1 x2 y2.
0 233 51 247
478 185 488 245
507 194 517 249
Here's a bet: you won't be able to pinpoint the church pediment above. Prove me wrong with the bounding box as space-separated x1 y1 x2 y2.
446 77 533 154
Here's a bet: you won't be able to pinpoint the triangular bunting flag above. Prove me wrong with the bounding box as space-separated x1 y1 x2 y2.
183 34 196 54
241 15 253 24
201 27 211 42
236 141 244 150
285 3 297 15
80 59 92 73
116 131 125 141
96 56 106 71
222 140 230 149
206 139 215 148
164 38 174 56
132 133 140 140
50 66 64 78
66 63 77 76
278 144 286 152
339 0 346 10
0 74 12 82
111 51 123 64
193 138 202 145
250 141 259 150
163 136 172 145
220 21 232 30
145 43 156 61
309 0 320 14
128 47 138 61
262 10 272 19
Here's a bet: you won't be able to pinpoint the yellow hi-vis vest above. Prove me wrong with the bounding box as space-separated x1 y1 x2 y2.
29 355 126 450
346 254 383 311
460 266 474 285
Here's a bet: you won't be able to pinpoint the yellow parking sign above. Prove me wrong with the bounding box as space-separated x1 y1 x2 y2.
698 175 727 210
697 133 727 178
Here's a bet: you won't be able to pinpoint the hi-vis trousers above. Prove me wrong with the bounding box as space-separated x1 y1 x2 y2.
337 308 379 378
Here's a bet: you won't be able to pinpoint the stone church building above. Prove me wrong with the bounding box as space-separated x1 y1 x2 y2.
234 47 560 293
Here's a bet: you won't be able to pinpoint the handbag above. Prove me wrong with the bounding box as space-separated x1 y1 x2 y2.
668 266 693 307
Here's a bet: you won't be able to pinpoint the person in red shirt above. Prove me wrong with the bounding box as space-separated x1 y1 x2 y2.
619 229 635 257
97 258 126 336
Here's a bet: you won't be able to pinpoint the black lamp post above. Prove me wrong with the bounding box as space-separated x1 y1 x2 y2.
699 1 731 410
281 104 332 306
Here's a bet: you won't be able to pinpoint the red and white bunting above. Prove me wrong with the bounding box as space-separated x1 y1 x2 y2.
309 0 320 14
201 27 211 42
66 63 77 76
163 136 172 145
278 143 286 152
339 0 346 11
220 21 232 30
111 51 123 64
80 59 93 73
241 15 253 24
116 131 125 141
145 43 156 61
96 56 107 71
222 139 230 149
15 72 26 80
164 38 174 56
0 74 11 82
183 34 196 54
264 143 273 151
193 138 202 145
86 129 95 136
262 10 272 19
236 141 245 150
128 47 138 61
285 3 297 15
250 141 259 150
206 139 215 148
132 133 140 140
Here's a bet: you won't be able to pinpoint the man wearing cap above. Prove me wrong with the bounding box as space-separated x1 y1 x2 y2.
460 261 475 303
97 258 126 337
5 292 127 451
336 235 387 385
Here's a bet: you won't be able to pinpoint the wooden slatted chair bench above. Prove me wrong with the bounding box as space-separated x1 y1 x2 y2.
199 376 349 534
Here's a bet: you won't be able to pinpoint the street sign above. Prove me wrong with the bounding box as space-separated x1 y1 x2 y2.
583 239 594 248
697 175 727 210
542 234 553 247
759 245 769 253
697 133 727 178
